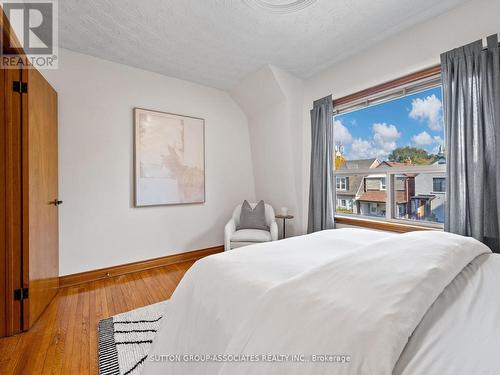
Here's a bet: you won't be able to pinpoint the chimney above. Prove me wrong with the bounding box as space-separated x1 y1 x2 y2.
404 157 412 165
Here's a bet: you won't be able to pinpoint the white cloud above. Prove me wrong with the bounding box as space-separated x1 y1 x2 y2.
347 123 400 160
333 120 353 144
350 138 386 160
412 131 433 145
411 132 445 154
372 123 401 152
350 139 376 159
409 94 443 131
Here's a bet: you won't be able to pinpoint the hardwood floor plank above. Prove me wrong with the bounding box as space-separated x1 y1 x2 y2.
7 289 62 374
60 287 80 375
41 287 71 375
130 271 156 307
0 335 21 374
0 259 195 374
143 268 173 303
78 285 91 375
88 283 98 375
70 287 85 374
23 290 60 375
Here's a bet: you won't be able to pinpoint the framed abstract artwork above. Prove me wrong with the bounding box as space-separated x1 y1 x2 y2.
134 108 205 206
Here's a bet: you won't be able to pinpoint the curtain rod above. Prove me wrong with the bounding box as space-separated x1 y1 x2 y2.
482 33 499 49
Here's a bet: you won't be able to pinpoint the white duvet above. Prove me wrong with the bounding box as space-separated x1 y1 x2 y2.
143 229 493 375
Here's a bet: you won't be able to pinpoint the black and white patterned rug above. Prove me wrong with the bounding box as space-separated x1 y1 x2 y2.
98 301 168 375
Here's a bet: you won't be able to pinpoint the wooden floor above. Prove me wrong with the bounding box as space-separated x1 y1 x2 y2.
0 260 194 375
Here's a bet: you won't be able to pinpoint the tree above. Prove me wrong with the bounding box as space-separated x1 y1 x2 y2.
335 154 346 169
388 146 437 165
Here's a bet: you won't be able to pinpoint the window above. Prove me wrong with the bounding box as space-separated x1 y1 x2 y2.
433 177 446 192
336 197 354 214
333 67 446 227
336 177 348 191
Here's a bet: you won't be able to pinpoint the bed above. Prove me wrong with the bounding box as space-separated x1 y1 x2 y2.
143 228 500 375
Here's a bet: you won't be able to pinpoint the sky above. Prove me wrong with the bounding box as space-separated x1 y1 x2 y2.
334 86 445 161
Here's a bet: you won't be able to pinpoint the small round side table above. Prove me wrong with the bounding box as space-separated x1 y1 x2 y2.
275 214 294 239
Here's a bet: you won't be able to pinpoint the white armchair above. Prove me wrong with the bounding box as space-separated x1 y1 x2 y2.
224 203 278 251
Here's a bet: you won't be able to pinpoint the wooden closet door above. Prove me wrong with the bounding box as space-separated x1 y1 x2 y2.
0 68 6 337
3 66 24 335
24 67 59 328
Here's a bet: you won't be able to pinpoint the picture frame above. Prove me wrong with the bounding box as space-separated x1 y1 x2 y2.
134 108 205 207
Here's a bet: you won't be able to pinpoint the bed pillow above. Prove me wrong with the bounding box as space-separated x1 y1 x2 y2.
238 200 269 231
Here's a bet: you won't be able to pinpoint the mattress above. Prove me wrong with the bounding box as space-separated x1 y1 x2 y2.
143 228 499 375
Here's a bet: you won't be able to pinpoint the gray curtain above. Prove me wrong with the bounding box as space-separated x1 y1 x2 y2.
441 34 500 252
307 95 335 233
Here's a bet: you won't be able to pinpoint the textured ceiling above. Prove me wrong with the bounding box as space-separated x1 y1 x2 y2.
59 0 467 89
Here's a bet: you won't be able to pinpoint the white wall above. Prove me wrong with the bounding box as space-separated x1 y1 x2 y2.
231 66 303 237
297 0 500 233
39 0 500 274
43 49 256 276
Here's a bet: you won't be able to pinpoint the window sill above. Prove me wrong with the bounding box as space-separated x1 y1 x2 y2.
335 216 442 233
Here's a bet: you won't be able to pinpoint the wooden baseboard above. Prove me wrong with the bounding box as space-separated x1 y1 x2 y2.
59 245 224 288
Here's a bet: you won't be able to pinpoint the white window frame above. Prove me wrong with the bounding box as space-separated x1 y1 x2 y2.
380 177 386 191
336 176 347 191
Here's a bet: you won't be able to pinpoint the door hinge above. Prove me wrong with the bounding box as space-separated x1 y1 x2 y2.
14 287 29 301
12 81 28 93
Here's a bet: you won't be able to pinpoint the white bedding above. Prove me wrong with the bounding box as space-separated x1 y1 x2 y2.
395 252 500 375
143 229 496 375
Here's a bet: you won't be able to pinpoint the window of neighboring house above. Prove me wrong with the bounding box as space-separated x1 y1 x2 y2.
332 66 446 227
336 177 348 191
433 177 446 192
337 199 349 207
